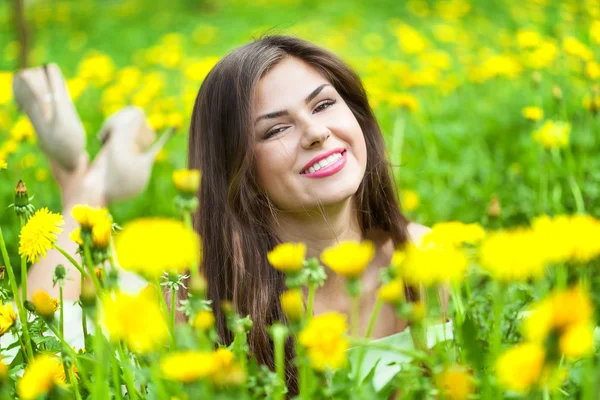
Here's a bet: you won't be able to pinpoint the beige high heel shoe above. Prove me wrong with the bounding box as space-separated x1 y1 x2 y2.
12 63 86 172
97 106 174 203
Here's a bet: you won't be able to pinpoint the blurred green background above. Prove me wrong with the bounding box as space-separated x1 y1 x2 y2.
1 0 599 273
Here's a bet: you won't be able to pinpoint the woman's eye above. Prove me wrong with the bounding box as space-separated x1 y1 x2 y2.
264 126 287 140
313 99 336 113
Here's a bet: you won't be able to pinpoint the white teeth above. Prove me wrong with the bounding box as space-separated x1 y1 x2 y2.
302 151 344 174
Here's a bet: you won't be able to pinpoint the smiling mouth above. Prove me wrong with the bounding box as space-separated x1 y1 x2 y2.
300 150 347 178
300 150 346 175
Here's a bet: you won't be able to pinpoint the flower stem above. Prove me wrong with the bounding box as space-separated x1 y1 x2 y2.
170 288 176 338
59 285 64 338
351 294 360 338
55 245 89 278
305 283 316 323
450 283 465 326
82 244 102 294
153 278 175 346
0 226 34 362
19 216 28 303
271 324 288 400
80 275 88 339
491 283 505 364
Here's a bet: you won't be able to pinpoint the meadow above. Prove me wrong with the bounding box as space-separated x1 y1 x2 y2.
0 0 599 398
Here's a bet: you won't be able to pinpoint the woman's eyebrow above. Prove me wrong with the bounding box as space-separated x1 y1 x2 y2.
254 83 331 125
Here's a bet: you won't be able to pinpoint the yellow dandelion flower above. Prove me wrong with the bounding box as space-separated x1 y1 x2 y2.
212 348 246 386
192 310 215 331
378 279 405 304
426 221 486 247
388 93 420 112
517 30 541 49
0 359 7 380
586 61 600 80
522 106 544 121
173 169 201 194
280 289 304 322
532 120 571 149
435 364 474 400
71 204 110 230
551 286 593 330
559 323 594 358
395 242 468 286
101 291 169 354
267 242 306 273
17 353 66 400
0 302 16 335
18 207 64 263
320 240 375 278
523 286 594 345
32 290 59 318
479 229 547 282
401 190 420 212
496 343 545 393
394 24 428 54
10 116 35 142
0 156 6 170
531 215 600 265
160 351 217 383
114 218 201 279
91 217 112 248
591 21 600 44
299 312 348 371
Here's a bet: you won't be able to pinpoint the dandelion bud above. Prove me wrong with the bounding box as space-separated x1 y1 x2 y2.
80 278 97 307
189 274 207 297
13 180 35 219
32 290 59 319
552 85 563 101
54 264 66 280
221 300 234 315
487 194 502 218
280 289 304 322
532 71 542 86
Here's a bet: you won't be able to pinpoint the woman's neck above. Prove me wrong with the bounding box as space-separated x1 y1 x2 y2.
271 197 362 260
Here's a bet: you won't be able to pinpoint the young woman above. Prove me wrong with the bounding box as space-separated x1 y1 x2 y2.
23 35 434 390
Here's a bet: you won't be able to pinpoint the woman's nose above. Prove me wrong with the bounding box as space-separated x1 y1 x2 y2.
300 121 331 149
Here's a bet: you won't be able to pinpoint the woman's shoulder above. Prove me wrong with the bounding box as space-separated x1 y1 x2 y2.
406 222 431 245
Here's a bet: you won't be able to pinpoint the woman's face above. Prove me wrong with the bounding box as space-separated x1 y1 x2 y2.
252 57 367 212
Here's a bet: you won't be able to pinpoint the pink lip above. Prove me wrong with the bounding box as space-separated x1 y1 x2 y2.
300 150 347 178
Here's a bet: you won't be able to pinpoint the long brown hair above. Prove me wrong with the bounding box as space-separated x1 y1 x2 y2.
187 34 409 389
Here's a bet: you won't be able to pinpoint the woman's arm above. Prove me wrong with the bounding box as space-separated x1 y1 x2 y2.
24 154 108 301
